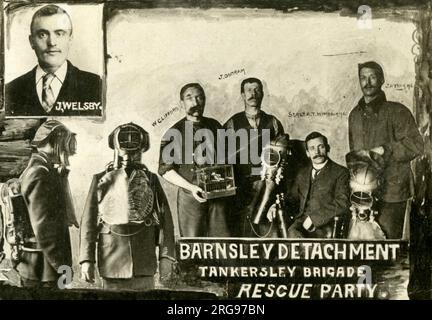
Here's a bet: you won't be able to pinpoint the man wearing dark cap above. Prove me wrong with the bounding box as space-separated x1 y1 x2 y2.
5 4 102 117
224 77 284 237
158 83 230 237
15 120 78 287
348 61 424 239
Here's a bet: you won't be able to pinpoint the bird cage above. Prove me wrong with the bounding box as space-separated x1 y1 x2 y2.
196 164 236 199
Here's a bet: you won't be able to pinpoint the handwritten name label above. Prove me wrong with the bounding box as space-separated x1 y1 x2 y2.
219 68 246 80
152 106 180 127
384 83 414 91
287 111 348 118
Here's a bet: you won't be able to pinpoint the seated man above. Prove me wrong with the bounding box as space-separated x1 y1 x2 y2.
268 132 350 238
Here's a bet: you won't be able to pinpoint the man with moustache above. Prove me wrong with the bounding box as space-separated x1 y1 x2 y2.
269 132 350 238
158 83 230 237
224 77 284 237
348 61 424 239
5 4 102 117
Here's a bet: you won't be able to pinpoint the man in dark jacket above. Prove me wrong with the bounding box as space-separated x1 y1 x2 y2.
5 4 102 117
348 61 424 238
224 77 284 237
80 123 176 291
17 120 78 287
271 132 350 238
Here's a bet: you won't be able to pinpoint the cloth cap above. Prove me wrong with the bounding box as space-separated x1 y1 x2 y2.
31 120 73 147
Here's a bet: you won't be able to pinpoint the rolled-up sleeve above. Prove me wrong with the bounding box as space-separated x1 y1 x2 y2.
158 128 183 176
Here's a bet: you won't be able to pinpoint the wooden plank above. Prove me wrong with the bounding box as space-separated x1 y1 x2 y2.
0 119 43 142
0 118 43 181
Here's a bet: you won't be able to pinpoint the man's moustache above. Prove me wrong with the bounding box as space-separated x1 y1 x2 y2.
188 107 202 113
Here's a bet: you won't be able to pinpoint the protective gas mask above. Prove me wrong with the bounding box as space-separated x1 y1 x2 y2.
349 165 379 219
108 123 150 169
350 191 374 221
347 163 386 240
260 134 291 183
31 120 76 173
252 134 290 226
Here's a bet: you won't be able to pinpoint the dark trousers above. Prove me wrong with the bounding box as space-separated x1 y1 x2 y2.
19 277 56 289
227 180 255 237
177 188 230 237
287 217 334 239
228 179 279 238
376 201 407 239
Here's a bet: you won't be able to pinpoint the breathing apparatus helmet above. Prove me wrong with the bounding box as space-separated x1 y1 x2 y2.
260 133 290 181
108 122 149 169
32 120 76 169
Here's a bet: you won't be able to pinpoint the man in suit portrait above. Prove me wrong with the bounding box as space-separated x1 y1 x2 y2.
4 4 102 117
268 132 350 238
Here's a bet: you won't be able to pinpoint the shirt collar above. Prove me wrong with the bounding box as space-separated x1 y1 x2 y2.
32 151 54 168
244 110 263 121
312 159 329 171
358 90 386 114
35 61 68 85
182 116 207 131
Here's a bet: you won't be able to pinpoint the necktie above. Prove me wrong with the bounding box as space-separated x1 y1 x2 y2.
312 169 321 181
42 73 56 112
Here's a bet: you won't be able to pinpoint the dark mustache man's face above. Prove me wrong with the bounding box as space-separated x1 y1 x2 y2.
359 67 383 98
181 87 206 119
306 137 329 165
242 82 263 108
187 105 203 116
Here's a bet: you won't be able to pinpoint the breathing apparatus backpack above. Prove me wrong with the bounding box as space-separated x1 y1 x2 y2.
0 178 39 266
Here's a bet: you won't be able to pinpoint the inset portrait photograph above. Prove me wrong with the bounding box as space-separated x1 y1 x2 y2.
3 3 104 118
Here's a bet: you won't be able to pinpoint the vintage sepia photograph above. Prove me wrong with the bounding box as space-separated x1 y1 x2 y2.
0 0 431 304
2 2 104 117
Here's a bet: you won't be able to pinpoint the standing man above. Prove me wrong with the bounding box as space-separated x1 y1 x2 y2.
5 4 102 117
158 83 230 237
80 123 176 291
348 61 424 239
268 132 350 238
224 77 284 237
16 120 78 287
